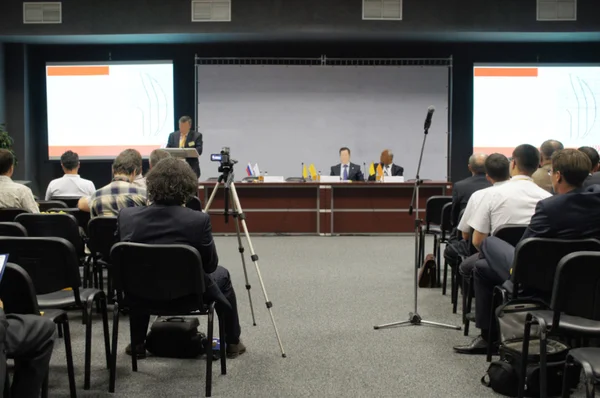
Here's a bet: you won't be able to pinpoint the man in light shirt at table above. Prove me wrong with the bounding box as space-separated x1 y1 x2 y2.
0 149 39 213
45 150 96 200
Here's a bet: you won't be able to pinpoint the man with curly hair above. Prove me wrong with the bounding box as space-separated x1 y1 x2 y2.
117 157 246 359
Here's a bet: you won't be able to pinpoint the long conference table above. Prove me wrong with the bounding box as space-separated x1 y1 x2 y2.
198 181 452 235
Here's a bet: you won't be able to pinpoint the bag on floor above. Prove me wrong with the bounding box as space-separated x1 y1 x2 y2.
418 254 437 288
145 317 206 358
495 299 548 343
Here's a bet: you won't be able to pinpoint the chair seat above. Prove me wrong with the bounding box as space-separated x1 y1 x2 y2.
40 308 68 323
37 288 101 309
569 347 600 379
531 310 600 335
426 226 441 235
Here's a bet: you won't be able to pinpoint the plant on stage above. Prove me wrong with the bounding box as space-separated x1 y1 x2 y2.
0 124 17 163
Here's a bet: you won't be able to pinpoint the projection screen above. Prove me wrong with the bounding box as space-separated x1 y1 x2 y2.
196 63 450 181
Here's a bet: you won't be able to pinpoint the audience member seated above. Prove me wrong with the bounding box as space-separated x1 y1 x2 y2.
45 150 96 200
455 148 600 355
134 149 171 188
532 139 563 193
367 149 403 181
579 146 600 187
449 154 509 261
78 149 147 217
330 147 364 181
0 299 56 397
443 153 491 262
117 157 246 359
119 148 146 189
0 149 39 214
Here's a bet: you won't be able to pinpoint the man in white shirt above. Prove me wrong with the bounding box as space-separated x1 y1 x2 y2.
454 144 551 355
45 150 96 200
0 149 39 214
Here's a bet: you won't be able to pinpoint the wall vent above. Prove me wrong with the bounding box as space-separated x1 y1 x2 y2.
363 0 402 20
192 0 231 22
537 0 576 21
23 2 62 24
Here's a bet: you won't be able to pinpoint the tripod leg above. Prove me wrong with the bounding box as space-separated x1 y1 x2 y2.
230 191 257 326
229 182 287 358
203 181 221 213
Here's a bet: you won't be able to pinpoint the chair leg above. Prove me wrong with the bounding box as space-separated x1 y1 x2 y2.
561 355 573 398
57 322 64 339
84 299 94 390
129 313 138 372
442 257 448 295
61 318 77 398
99 295 111 370
540 330 548 398
452 269 460 314
41 372 49 398
486 289 498 363
206 303 215 397
464 277 474 337
434 237 441 287
4 368 10 398
109 302 119 393
219 315 226 376
518 314 533 398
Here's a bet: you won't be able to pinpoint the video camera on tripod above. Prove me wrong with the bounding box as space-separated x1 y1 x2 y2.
210 146 238 174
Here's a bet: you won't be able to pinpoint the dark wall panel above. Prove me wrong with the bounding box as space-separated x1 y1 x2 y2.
1 0 600 36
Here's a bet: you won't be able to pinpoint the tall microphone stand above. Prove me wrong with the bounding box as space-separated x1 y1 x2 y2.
374 120 461 331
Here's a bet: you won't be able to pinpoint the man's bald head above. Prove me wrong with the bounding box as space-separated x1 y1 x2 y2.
540 140 564 163
468 153 488 175
380 149 394 166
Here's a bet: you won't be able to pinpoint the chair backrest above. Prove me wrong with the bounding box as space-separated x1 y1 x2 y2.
185 196 203 211
492 224 527 247
36 200 68 212
0 237 82 295
50 196 80 208
513 238 600 296
425 196 452 227
0 263 40 315
0 208 28 222
110 242 206 312
51 208 91 234
0 222 27 237
16 213 84 256
551 252 600 325
440 202 452 233
87 216 118 259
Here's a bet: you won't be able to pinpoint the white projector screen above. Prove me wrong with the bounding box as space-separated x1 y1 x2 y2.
46 61 174 159
196 65 449 181
474 65 600 155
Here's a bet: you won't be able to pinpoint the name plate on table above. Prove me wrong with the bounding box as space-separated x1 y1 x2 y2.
319 176 341 183
263 176 285 183
382 176 405 183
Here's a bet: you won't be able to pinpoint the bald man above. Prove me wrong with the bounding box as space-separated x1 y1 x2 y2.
532 139 564 193
450 153 491 228
367 149 404 181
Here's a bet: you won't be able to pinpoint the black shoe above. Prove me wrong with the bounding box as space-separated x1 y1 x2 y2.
453 335 489 355
125 343 147 359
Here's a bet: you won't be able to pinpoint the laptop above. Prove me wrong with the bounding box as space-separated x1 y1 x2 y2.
0 254 7 283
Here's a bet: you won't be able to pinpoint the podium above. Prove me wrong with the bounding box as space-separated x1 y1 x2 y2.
163 148 199 161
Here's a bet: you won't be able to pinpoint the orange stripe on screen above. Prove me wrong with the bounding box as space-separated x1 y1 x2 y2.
473 67 538 77
473 147 515 157
49 145 161 157
47 66 110 76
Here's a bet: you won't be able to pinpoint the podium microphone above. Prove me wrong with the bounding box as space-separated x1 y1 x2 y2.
424 106 435 131
363 162 367 180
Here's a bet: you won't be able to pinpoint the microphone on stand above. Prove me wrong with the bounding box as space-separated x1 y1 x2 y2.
301 162 305 181
424 106 435 130
363 162 367 181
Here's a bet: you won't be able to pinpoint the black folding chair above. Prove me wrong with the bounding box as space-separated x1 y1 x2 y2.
0 263 76 398
186 196 203 211
439 202 453 295
419 196 452 286
0 208 28 222
0 222 27 237
462 224 527 336
16 213 85 257
50 197 81 209
517 251 600 398
110 242 227 397
87 217 118 294
486 238 600 362
36 200 68 212
51 208 91 236
0 237 111 390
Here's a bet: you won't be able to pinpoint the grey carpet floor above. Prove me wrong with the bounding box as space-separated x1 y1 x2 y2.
40 236 587 397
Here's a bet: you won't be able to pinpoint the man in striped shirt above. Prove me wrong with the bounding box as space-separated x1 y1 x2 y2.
78 149 147 217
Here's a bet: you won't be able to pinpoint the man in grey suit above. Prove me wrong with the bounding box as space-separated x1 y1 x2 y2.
0 300 56 397
166 116 203 179
330 147 364 181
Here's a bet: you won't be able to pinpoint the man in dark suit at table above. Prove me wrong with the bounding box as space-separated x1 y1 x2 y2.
367 149 404 181
331 147 364 181
166 116 203 179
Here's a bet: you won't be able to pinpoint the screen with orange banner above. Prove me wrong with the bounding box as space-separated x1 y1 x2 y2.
473 65 600 156
46 61 174 159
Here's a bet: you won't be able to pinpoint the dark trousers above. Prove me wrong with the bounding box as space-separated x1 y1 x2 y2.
473 237 515 331
1 315 57 398
131 265 242 345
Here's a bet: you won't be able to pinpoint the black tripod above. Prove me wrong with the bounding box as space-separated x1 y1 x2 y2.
374 108 461 331
204 169 287 357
